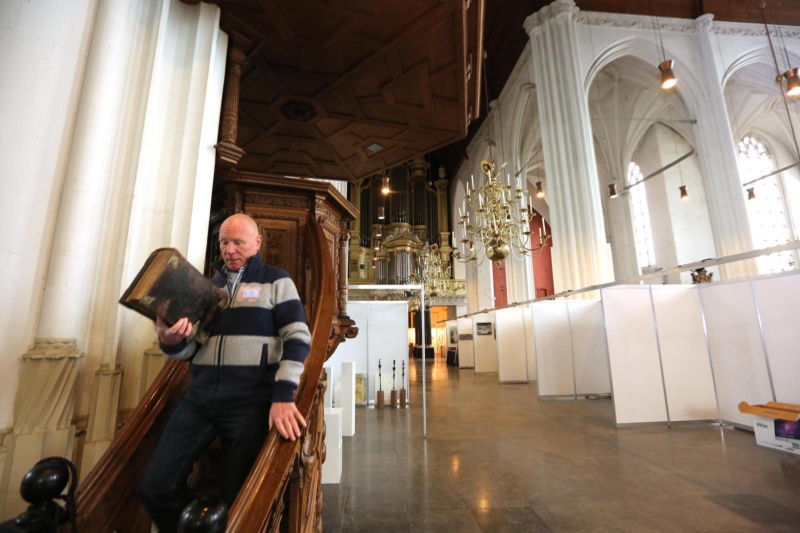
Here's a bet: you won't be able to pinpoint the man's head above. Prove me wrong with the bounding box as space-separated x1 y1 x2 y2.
219 214 262 271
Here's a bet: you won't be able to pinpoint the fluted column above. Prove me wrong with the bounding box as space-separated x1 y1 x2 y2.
7 0 136 514
693 15 754 278
524 0 613 294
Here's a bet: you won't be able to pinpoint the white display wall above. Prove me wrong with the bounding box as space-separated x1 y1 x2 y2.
531 302 574 397
752 274 800 405
650 286 718 422
327 301 409 404
531 300 611 398
472 312 498 373
495 308 529 383
602 287 668 424
700 280 774 427
457 317 475 368
601 273 800 428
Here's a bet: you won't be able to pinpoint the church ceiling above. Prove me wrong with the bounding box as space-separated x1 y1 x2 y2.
205 0 484 182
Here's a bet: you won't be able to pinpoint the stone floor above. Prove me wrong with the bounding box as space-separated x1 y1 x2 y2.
321 357 800 532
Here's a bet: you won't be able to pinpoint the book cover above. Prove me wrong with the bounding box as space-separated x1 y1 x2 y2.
120 248 228 344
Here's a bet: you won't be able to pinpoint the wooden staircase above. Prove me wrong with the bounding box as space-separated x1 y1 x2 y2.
66 216 338 532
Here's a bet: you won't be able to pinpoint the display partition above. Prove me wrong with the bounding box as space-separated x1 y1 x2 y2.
532 300 611 399
495 308 529 383
650 286 718 423
344 285 429 437
456 316 475 368
472 312 498 373
699 279 775 427
601 273 800 429
752 273 800 405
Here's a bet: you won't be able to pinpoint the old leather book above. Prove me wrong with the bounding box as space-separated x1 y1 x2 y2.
119 248 228 344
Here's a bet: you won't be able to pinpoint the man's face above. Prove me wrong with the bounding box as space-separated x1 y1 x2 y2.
219 217 262 271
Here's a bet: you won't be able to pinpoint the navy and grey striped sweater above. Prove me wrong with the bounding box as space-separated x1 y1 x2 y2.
160 253 311 405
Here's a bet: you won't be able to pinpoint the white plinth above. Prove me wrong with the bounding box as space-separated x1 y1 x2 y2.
324 365 333 408
341 362 356 436
322 407 343 484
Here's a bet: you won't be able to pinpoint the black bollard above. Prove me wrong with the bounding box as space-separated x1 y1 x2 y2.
178 496 228 533
0 457 78 532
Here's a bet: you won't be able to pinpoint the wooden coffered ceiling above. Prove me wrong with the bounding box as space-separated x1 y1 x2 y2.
206 0 484 182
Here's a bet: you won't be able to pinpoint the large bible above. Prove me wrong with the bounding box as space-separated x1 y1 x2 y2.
119 248 228 344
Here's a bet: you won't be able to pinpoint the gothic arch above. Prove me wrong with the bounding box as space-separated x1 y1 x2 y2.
721 46 800 89
583 35 709 115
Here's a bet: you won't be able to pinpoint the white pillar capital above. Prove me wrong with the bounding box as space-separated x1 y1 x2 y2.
524 0 578 37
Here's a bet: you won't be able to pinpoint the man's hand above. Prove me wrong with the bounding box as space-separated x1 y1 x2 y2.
269 402 307 441
155 316 193 345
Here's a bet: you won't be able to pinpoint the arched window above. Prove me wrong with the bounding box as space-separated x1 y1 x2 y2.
627 162 656 270
738 135 794 273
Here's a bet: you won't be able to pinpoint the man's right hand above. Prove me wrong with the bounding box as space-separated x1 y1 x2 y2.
155 316 193 345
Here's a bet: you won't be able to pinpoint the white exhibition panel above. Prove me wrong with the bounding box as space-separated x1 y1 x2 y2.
531 301 574 397
495 308 529 383
366 302 410 394
523 305 536 381
566 301 611 396
457 317 475 368
326 301 408 405
650 286 718 422
601 287 668 425
700 281 773 427
472 312 498 373
753 273 800 405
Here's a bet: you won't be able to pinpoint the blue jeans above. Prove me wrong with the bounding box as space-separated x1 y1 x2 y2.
139 394 271 533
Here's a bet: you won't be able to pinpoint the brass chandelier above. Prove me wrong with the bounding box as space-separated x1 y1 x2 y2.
409 242 452 311
454 159 550 266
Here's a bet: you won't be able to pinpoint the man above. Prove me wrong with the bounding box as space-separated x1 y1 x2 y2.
139 213 311 533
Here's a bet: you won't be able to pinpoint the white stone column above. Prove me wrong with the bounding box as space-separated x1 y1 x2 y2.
6 0 137 516
465 259 494 314
692 15 754 279
525 0 613 294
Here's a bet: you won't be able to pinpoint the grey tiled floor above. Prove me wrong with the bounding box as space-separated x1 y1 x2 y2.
321 358 800 532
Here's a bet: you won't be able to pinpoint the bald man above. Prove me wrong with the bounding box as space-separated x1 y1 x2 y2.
139 213 311 533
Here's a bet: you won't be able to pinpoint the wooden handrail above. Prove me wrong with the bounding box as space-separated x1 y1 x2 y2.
64 215 335 532
68 358 190 531
226 216 335 531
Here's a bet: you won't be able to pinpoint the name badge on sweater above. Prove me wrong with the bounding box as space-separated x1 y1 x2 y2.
242 287 261 299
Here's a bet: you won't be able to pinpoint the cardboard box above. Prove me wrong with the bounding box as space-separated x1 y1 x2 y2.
738 401 800 455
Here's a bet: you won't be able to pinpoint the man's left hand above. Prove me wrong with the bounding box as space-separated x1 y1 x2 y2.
269 402 307 441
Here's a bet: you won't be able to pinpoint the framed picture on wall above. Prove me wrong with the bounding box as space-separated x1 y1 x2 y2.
448 325 458 345
476 322 492 336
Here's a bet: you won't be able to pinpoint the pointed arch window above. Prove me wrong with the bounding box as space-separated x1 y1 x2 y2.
737 135 795 273
627 162 656 270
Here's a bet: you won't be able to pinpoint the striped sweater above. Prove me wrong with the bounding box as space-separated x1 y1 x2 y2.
160 253 311 405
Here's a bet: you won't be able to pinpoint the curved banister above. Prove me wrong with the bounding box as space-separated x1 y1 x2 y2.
226 215 335 531
68 358 191 531
63 215 335 532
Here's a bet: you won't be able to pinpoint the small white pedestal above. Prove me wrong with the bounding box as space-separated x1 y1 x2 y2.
322 407 342 484
341 362 356 436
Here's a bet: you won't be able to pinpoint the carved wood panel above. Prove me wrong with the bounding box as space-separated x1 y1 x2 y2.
205 0 485 181
256 219 300 281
